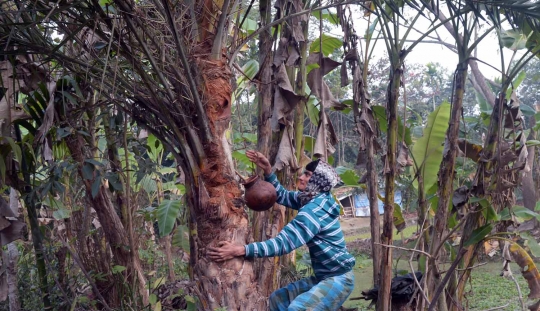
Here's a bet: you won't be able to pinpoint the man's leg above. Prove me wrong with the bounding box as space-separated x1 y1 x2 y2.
268 276 318 311
288 271 355 311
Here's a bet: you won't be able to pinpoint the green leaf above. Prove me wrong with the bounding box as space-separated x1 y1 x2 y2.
306 96 320 125
154 301 162 311
186 295 197 311
304 136 315 155
309 34 342 57
393 203 406 233
157 200 182 236
335 166 360 186
53 209 70 220
152 277 166 290
111 265 126 274
232 150 252 169
499 205 540 222
366 17 379 42
172 225 190 253
91 176 102 198
500 29 530 51
525 140 540 146
411 103 451 191
233 132 257 144
506 70 527 100
82 163 94 180
522 233 540 257
463 224 493 247
3 137 22 165
237 60 259 90
239 18 257 34
84 159 103 167
306 63 320 75
372 106 411 145
312 9 340 26
149 294 157 305
472 197 498 221
520 104 537 117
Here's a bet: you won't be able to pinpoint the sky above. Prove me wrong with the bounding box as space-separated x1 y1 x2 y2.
343 7 525 80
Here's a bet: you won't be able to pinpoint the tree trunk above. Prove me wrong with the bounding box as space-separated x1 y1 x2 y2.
428 61 469 311
378 61 403 311
250 0 285 295
182 47 266 310
4 188 21 311
66 130 149 307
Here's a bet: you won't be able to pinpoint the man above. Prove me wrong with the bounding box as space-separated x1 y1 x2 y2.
208 150 355 311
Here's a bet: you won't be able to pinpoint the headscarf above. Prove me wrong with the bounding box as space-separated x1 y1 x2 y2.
298 159 343 206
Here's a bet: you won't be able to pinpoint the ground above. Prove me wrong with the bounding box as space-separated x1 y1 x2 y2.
340 215 533 311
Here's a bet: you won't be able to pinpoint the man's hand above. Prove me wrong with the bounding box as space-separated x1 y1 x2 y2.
246 150 272 176
207 241 246 262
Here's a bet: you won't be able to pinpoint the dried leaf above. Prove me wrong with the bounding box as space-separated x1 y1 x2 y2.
0 219 26 246
271 64 304 131
452 186 469 208
274 125 299 171
0 218 10 231
340 62 349 87
273 38 289 67
0 196 15 218
306 53 341 75
314 110 337 160
306 54 346 110
396 143 413 169
457 139 483 162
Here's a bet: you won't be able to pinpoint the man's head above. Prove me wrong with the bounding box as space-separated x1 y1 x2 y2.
297 159 342 192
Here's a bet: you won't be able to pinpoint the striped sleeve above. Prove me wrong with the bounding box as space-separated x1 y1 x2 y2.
245 209 321 258
264 173 301 210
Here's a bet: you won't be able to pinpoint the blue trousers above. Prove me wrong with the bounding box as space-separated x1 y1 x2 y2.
269 271 355 311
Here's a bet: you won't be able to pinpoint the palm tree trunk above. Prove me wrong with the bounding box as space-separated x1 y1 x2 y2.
427 61 469 311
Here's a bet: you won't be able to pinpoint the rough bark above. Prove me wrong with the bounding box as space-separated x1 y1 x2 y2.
250 0 285 296
183 47 266 310
378 62 403 311
450 95 505 311
428 61 469 311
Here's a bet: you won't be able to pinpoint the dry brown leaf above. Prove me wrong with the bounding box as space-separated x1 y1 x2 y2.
314 110 337 160
457 139 483 162
271 64 304 131
0 219 26 246
274 125 299 172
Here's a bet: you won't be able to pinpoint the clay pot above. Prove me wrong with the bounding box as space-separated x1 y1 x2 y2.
242 175 277 212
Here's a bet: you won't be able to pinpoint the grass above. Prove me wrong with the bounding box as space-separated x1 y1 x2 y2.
344 225 417 243
343 258 530 311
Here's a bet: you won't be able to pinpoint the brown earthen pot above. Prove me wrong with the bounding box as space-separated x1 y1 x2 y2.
242 175 277 212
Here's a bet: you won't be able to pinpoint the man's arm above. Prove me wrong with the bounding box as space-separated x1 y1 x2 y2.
265 173 302 210
244 209 320 258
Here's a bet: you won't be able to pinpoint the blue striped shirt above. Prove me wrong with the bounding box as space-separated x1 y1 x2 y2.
244 173 355 280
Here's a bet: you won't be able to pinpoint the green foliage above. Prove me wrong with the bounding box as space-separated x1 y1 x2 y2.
312 9 340 26
463 224 493 247
172 225 190 253
309 33 342 56
499 205 540 223
157 199 183 236
372 106 412 145
335 166 362 187
411 103 451 191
